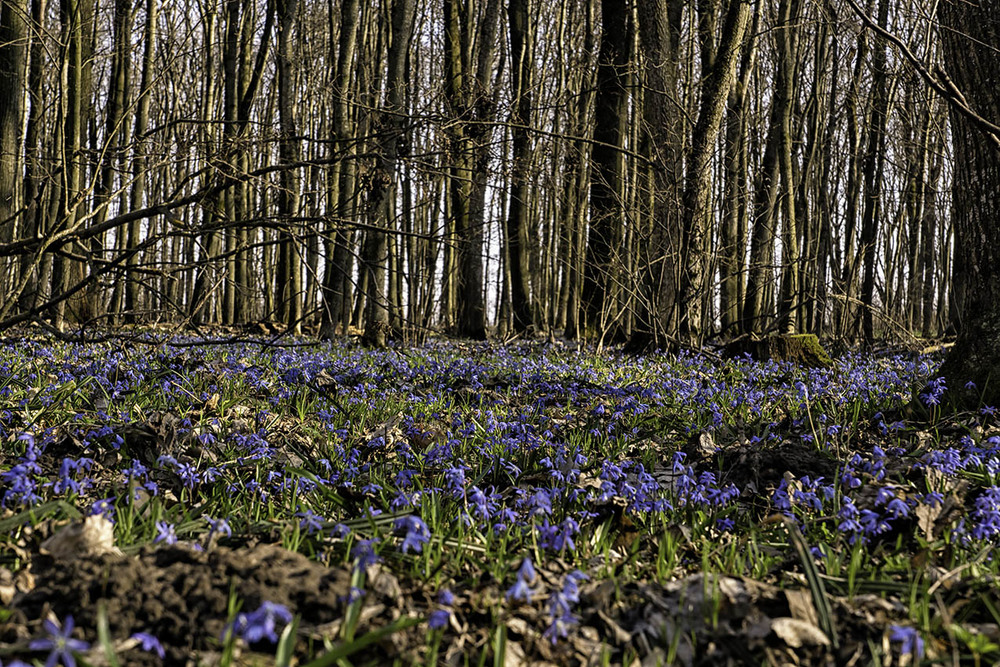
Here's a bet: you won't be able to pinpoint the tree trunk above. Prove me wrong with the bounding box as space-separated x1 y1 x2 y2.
858 0 889 344
742 0 799 336
937 0 1000 408
583 0 629 339
320 0 361 338
677 0 752 345
51 0 94 329
719 5 758 337
125 0 157 322
505 0 535 333
0 0 28 290
12 0 45 315
774 0 803 334
276 0 302 333
361 0 415 347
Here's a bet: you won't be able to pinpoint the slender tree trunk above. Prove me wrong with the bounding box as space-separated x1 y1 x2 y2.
742 0 800 336
835 19 869 338
12 0 45 315
719 6 757 337
461 0 501 339
858 0 889 344
319 0 361 337
125 0 157 322
96 0 130 322
505 0 535 333
51 0 93 329
677 0 752 345
774 0 803 334
920 134 941 337
276 0 302 332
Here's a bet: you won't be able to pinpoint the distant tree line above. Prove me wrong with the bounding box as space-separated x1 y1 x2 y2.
0 0 974 349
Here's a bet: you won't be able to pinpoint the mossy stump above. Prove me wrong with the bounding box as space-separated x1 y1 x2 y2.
724 334 833 369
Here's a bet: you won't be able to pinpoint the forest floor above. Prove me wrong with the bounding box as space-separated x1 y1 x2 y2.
0 329 998 666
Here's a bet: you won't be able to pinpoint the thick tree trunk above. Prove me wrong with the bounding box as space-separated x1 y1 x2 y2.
584 0 629 338
1 0 28 263
361 0 415 347
319 0 361 338
631 0 682 349
937 0 1000 408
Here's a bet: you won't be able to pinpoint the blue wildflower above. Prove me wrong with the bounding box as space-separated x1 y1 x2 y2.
888 625 924 658
130 632 166 658
437 589 455 606
29 615 90 667
506 557 537 602
429 609 451 629
295 509 325 535
394 515 430 554
206 516 232 539
351 538 381 570
154 521 178 545
232 601 293 644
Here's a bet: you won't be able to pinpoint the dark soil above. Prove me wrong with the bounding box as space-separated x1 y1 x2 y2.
2 540 910 666
4 543 406 665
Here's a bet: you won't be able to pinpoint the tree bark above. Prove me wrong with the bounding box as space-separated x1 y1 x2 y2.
361 0 415 347
858 0 889 344
0 0 28 265
505 0 535 333
677 0 752 345
937 0 1000 408
583 0 629 339
276 0 302 332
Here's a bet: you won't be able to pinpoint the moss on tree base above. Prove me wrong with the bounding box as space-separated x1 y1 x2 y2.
724 334 834 369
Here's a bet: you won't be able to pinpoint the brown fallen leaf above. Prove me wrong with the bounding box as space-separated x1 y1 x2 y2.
771 617 831 648
785 588 820 627
39 515 124 560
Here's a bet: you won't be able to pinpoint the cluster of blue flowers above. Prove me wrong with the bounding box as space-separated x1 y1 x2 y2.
227 601 294 644
2 434 42 507
3 334 999 659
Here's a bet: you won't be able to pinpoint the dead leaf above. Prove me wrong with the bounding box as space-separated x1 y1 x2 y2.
40 516 124 560
597 608 632 644
785 588 819 627
771 617 831 647
369 566 402 600
503 639 529 667
0 569 15 604
694 431 716 458
505 616 532 638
